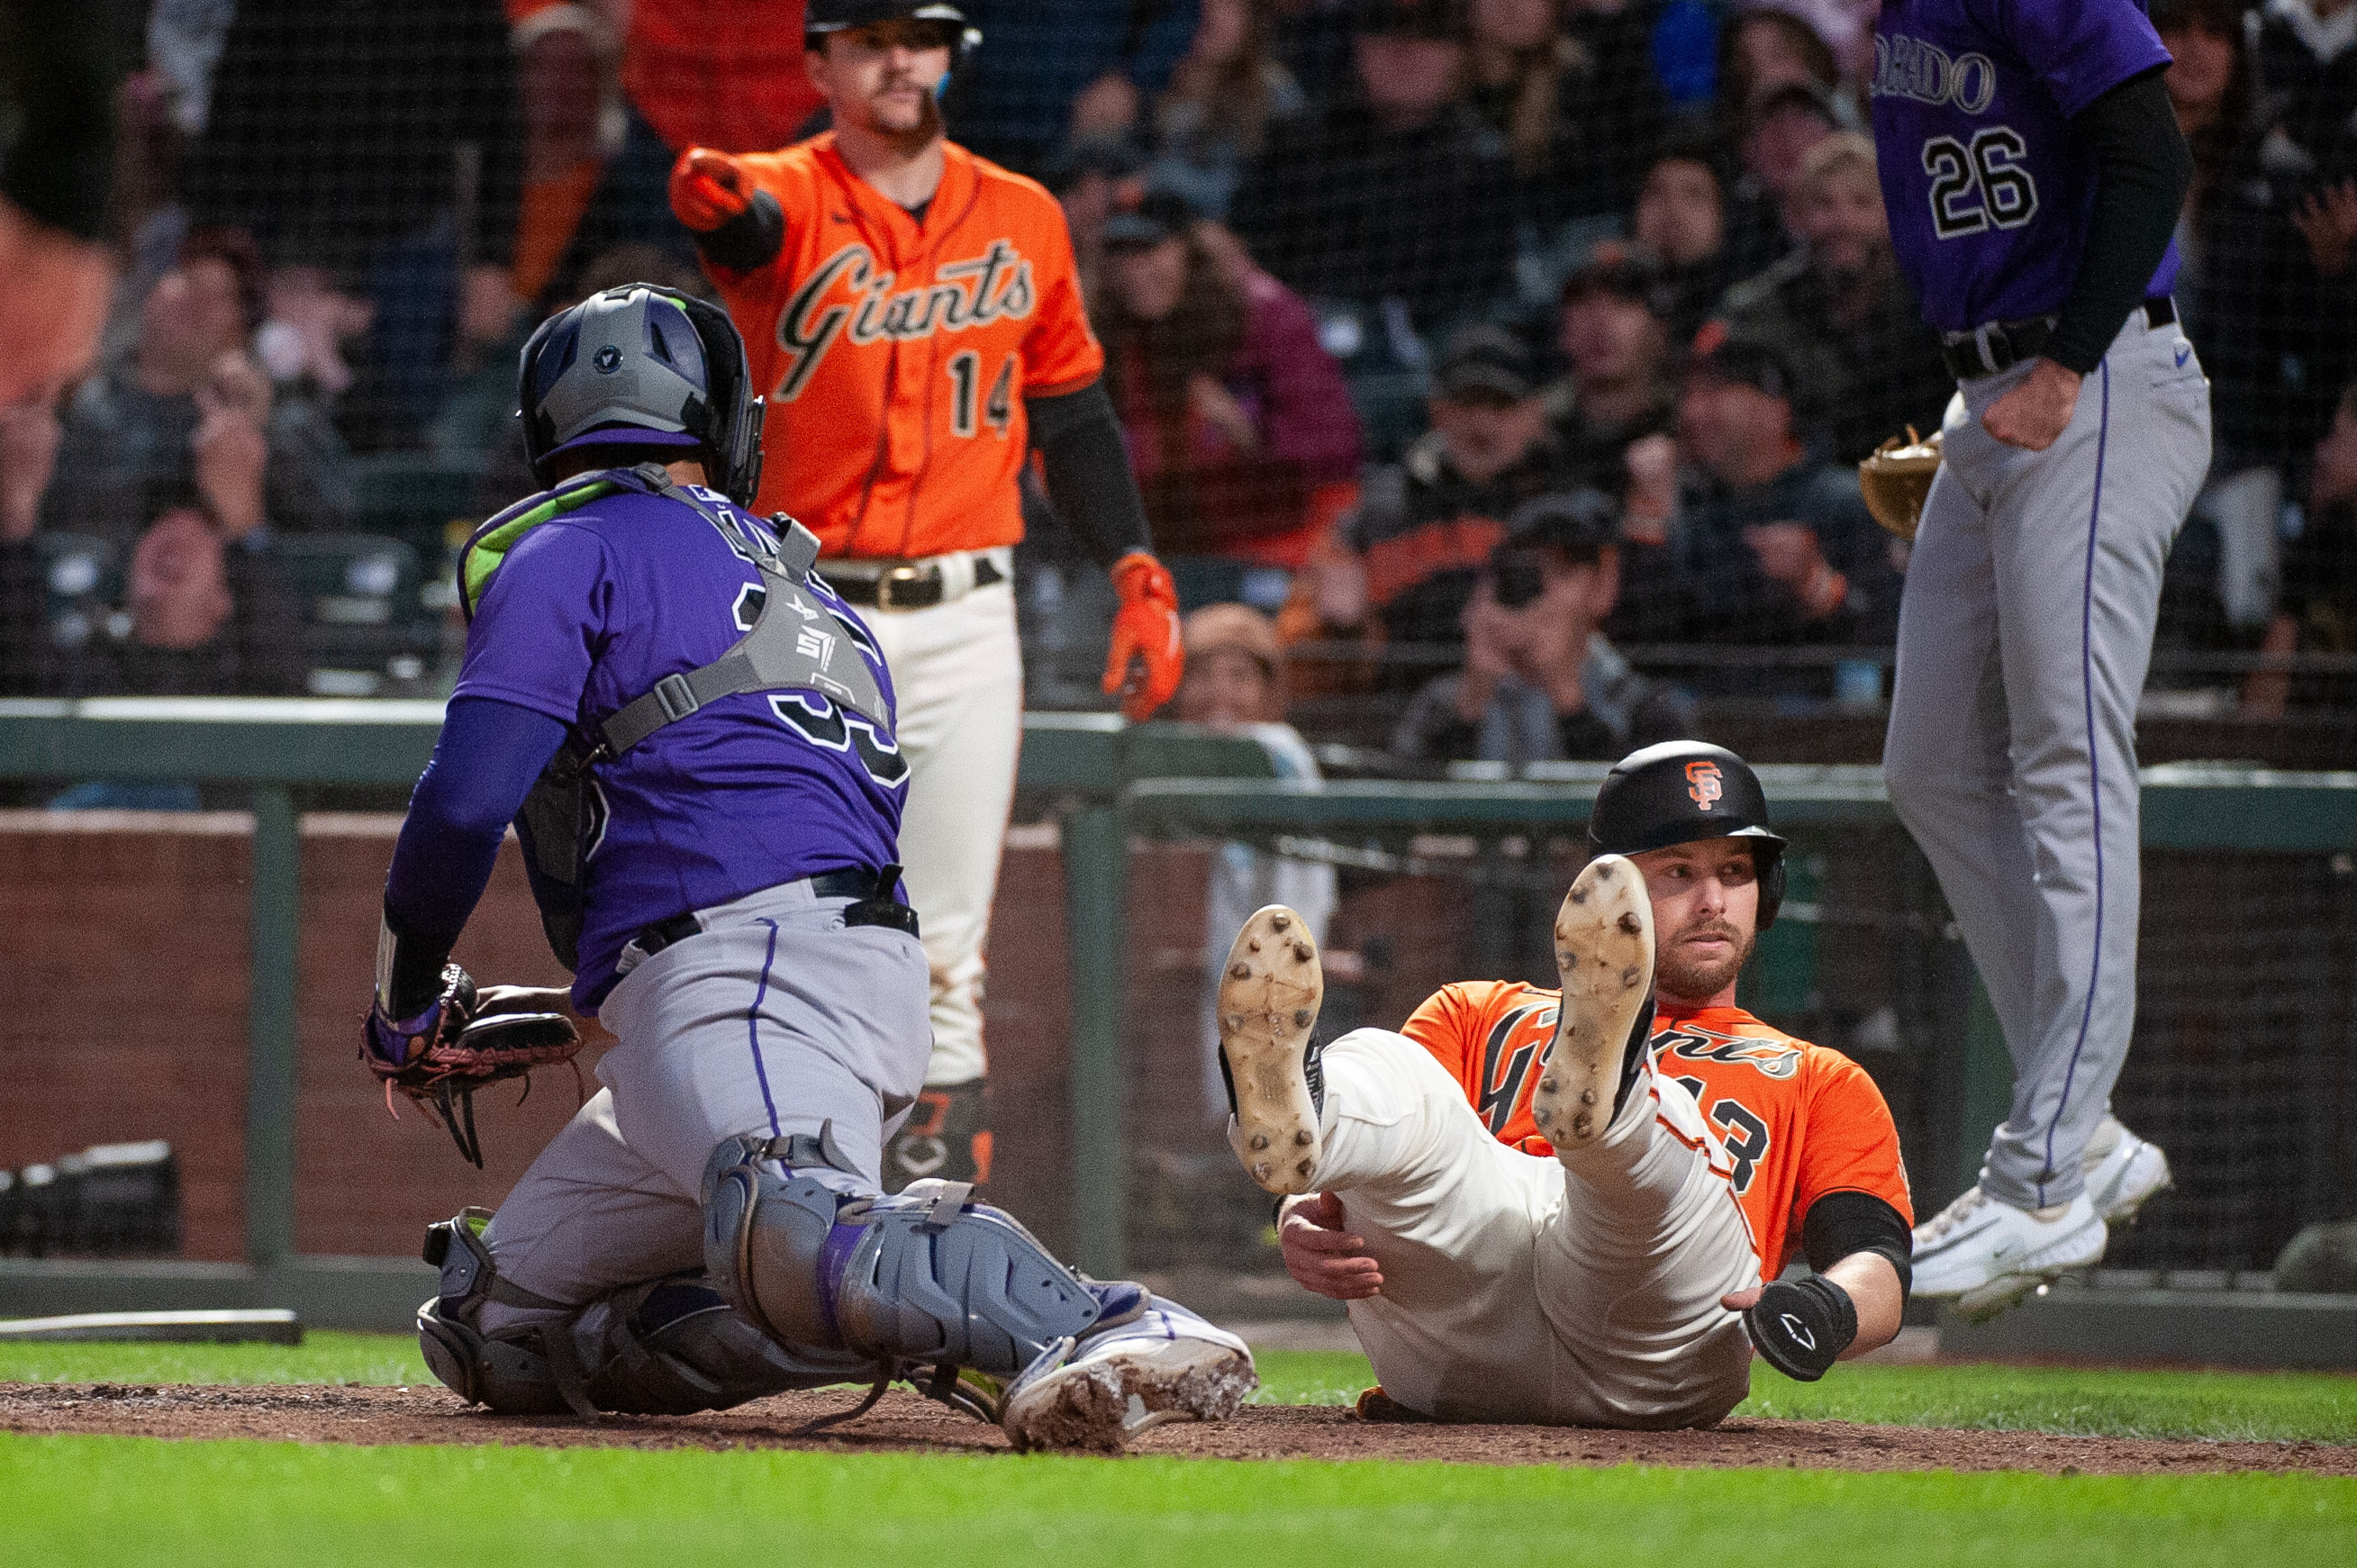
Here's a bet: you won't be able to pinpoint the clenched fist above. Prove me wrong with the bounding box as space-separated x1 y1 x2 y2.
669 147 754 232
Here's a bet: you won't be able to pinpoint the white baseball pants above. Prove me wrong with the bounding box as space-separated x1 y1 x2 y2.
1885 307 2211 1209
479 877 932 1327
1307 1029 1761 1428
861 579 1023 1089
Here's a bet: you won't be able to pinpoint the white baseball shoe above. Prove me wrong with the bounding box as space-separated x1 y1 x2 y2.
999 1299 1257 1454
2082 1115 2172 1227
1217 904 1325 1195
1529 854 1654 1156
1912 1186 2108 1323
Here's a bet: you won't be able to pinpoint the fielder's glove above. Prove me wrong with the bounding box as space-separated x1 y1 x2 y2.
361 965 582 1168
1740 1274 1858 1382
1856 426 1942 543
1102 549 1184 721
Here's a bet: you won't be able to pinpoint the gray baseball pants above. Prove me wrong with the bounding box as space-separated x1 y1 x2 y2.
1884 305 2211 1210
479 876 932 1327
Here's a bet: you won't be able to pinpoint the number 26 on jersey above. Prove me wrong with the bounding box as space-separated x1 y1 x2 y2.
1923 127 2039 239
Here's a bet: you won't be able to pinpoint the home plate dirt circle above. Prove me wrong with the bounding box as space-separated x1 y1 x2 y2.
3 1383 2350 1474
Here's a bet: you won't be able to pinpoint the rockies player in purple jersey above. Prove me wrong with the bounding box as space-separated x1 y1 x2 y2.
1871 3 2198 1316
361 285 1252 1448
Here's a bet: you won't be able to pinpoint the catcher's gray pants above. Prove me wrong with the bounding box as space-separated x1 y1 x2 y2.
1305 1029 1759 1429
478 877 931 1332
1884 306 2210 1210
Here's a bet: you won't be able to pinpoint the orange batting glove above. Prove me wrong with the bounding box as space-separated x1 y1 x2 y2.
1102 550 1183 721
669 147 752 232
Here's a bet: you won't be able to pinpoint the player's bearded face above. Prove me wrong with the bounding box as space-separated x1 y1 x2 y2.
815 23 953 139
1631 839 1761 1002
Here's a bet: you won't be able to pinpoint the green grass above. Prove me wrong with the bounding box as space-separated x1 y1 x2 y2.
5 1335 2354 1445
0 1433 2351 1568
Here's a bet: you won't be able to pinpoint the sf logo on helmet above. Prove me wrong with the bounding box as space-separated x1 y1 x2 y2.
1686 760 1724 811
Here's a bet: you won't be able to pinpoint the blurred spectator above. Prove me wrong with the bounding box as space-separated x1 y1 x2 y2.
1148 0 1307 217
1710 133 1949 464
503 1 841 308
1229 0 1519 337
953 0 1201 175
1724 79 1838 277
1047 132 1151 306
1634 132 1744 345
1464 0 1668 231
2246 384 2357 716
1391 488 1691 762
0 3 123 410
183 0 524 450
1307 326 1570 669
1174 602 1337 1120
1716 2 1844 130
1546 246 1678 498
1098 192 1364 566
2253 0 2357 456
1663 331 1899 682
2158 0 2298 629
111 503 306 696
41 230 354 553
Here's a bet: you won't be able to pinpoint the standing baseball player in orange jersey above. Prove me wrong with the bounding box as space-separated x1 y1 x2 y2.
1215 743 1914 1427
666 0 1183 1188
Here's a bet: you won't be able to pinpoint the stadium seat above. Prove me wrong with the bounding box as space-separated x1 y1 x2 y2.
269 533 442 696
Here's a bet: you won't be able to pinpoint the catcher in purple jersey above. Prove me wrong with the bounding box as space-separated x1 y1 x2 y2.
360 285 1253 1451
1871 2 2199 1317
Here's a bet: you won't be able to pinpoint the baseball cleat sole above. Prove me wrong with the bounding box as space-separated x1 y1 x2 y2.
1000 1330 1257 1455
1218 904 1324 1195
1530 855 1654 1156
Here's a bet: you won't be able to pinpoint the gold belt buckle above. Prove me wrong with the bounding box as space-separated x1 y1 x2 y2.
877 561 928 611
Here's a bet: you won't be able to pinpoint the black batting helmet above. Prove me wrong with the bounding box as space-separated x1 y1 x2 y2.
805 0 982 62
519 285 766 506
1588 740 1788 929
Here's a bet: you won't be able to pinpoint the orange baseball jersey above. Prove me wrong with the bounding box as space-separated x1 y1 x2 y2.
1401 983 1912 1275
705 134 1104 558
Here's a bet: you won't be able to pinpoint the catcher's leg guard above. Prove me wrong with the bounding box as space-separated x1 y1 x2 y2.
418 1208 868 1418
702 1130 1104 1380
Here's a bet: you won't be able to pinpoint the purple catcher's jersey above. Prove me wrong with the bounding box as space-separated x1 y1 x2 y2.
1872 0 2178 334
454 482 905 1006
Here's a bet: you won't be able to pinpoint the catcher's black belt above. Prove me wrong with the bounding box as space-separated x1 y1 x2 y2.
827 555 1004 610
1941 295 2174 381
635 866 919 956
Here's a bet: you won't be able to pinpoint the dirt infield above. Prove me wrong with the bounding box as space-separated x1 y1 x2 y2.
4 1382 2350 1474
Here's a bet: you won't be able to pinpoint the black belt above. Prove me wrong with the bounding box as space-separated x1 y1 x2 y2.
829 557 1004 610
1941 295 2174 381
634 864 919 956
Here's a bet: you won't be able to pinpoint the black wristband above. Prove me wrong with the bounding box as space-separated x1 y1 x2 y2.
694 190 787 274
1741 1273 1857 1382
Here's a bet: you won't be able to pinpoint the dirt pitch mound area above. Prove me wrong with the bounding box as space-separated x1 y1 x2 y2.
4 1382 2352 1475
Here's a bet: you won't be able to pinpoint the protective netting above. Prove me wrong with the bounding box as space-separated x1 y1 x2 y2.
0 0 2349 745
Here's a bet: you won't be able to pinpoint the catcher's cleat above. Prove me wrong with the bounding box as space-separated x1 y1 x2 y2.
1911 1186 2106 1322
1529 855 1656 1156
999 1299 1256 1455
2082 1116 2172 1228
1218 904 1326 1195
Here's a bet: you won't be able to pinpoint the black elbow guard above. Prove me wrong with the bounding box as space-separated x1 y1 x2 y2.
694 190 786 273
1741 1273 1858 1382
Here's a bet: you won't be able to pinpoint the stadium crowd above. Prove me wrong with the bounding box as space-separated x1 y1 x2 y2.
2 0 2353 739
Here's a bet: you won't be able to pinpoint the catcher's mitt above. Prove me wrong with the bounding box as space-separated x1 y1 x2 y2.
362 966 584 1167
1858 425 1942 542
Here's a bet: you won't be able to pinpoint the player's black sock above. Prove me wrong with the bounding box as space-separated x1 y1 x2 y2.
1609 987 1655 1122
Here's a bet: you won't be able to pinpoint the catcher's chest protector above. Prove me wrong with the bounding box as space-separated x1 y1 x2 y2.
458 464 892 971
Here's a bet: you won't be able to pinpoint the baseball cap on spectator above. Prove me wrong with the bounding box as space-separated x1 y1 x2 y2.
1183 602 1285 675
1745 78 1841 135
1348 0 1464 39
1504 488 1620 563
1103 187 1199 250
1560 241 1670 318
1043 131 1147 197
1687 322 1822 436
1434 324 1537 404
